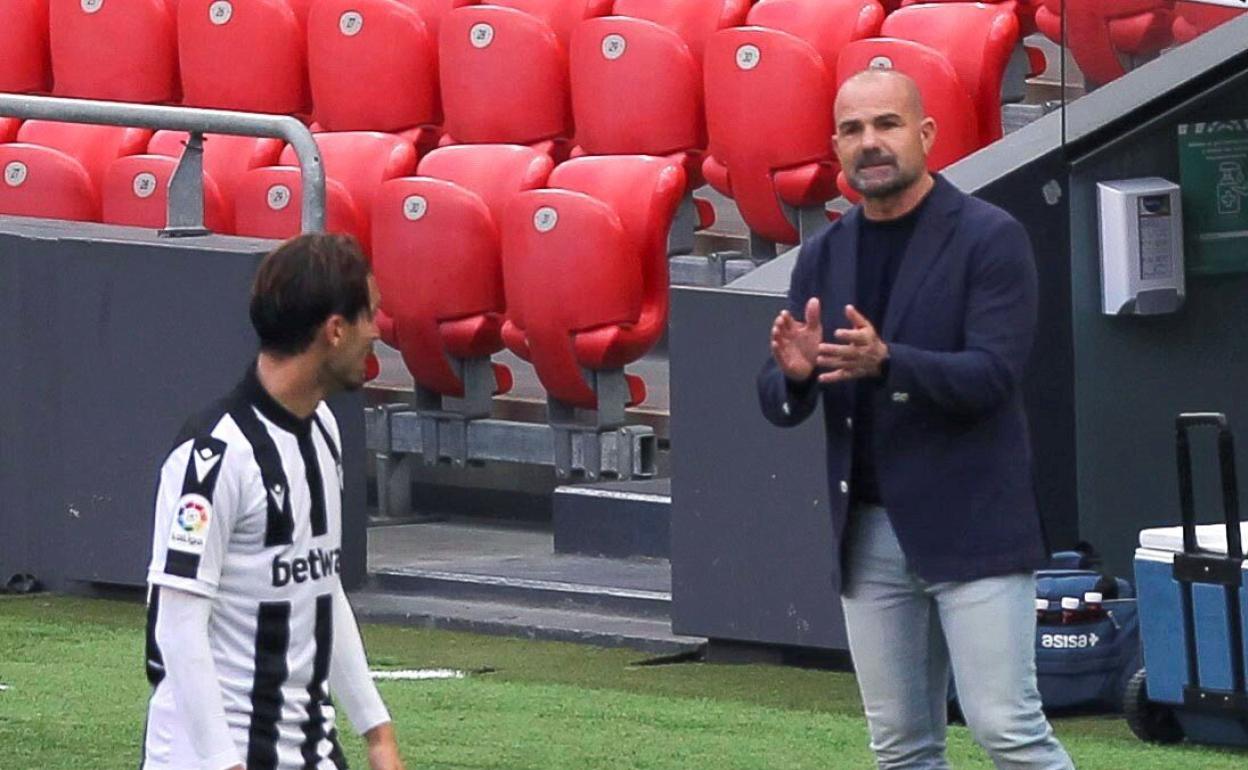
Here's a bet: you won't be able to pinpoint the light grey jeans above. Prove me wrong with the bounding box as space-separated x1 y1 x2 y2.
840 506 1075 770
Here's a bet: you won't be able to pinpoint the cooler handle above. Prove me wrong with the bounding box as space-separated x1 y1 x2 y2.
1175 412 1242 560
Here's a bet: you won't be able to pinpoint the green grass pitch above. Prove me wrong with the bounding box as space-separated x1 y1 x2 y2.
1 595 1245 769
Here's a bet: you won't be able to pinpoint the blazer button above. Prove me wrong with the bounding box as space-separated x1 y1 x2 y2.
845 417 853 429
891 391 910 403
839 480 849 494
781 402 791 416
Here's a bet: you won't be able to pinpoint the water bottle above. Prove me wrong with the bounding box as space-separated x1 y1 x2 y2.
1082 591 1106 621
1035 598 1059 625
1060 596 1083 624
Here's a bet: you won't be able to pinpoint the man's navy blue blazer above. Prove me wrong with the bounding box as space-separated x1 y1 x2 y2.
758 174 1048 589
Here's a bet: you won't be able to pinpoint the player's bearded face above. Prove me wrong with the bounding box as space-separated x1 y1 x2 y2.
325 278 381 392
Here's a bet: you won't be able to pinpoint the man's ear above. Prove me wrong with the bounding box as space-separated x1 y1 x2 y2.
920 116 937 155
323 315 347 348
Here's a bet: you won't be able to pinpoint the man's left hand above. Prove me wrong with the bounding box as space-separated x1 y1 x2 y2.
365 722 406 770
816 305 889 384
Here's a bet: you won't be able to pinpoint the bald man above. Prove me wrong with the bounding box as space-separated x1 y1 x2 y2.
758 70 1074 769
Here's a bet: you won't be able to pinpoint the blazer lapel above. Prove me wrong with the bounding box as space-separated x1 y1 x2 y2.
882 176 964 340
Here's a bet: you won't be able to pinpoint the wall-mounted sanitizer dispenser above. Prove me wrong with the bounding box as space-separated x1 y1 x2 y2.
1097 178 1185 315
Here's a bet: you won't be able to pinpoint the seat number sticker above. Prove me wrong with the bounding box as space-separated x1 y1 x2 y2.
340 11 363 36
133 172 158 199
534 206 558 233
736 44 760 71
267 184 292 211
602 34 626 61
403 195 428 221
4 162 27 188
209 1 233 25
470 23 494 49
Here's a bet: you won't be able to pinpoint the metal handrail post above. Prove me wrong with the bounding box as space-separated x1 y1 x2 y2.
0 94 325 233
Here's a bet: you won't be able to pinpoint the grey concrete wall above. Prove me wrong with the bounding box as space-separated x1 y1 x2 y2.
0 219 368 591
670 287 846 649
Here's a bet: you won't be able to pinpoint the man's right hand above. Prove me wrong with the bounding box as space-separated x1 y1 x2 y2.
770 297 822 382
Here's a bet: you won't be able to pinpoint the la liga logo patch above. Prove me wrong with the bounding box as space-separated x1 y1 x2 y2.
169 494 212 552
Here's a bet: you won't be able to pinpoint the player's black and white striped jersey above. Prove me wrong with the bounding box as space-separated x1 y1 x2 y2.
143 366 348 770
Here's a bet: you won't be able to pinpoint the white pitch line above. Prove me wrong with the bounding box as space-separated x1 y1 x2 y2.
370 669 467 681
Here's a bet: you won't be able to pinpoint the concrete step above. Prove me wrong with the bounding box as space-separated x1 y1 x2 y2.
350 589 704 655
370 567 671 619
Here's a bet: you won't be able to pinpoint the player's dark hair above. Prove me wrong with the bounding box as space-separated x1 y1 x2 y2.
249 233 372 356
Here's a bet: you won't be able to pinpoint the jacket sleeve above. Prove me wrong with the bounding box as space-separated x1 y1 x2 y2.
757 240 823 427
884 216 1038 419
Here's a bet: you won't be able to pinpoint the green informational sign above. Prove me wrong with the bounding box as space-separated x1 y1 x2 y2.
1177 119 1248 275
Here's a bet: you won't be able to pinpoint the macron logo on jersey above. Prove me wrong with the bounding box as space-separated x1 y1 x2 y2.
272 547 342 587
193 445 222 484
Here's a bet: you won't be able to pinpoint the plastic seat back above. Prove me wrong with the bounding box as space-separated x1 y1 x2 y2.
1034 0 1173 87
882 3 1019 145
308 0 470 133
1173 2 1242 44
101 133 284 232
702 0 884 243
50 0 178 102
178 0 312 113
234 132 418 250
500 155 684 408
570 0 749 162
439 1 610 151
0 121 151 221
370 144 552 396
0 0 51 92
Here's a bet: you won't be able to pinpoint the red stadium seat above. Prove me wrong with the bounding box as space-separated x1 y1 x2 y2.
178 0 313 113
900 0 1041 36
49 0 179 103
881 2 1020 146
702 0 885 245
438 1 611 156
1172 1 1242 44
307 0 473 146
835 39 979 199
370 144 553 398
0 0 51 93
0 121 151 221
500 155 684 409
569 0 750 185
101 133 284 232
234 132 418 250
1034 0 1173 88
0 120 19 144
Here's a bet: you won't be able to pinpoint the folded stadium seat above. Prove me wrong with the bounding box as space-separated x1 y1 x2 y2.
233 132 418 250
370 144 554 399
0 121 151 221
438 0 613 159
307 0 476 152
500 155 685 410
880 2 1020 147
178 0 314 114
0 121 19 144
900 0 1041 36
101 132 285 232
49 0 179 103
0 0 51 93
1172 1 1242 44
1034 0 1174 88
569 0 751 246
702 0 886 250
834 39 980 200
